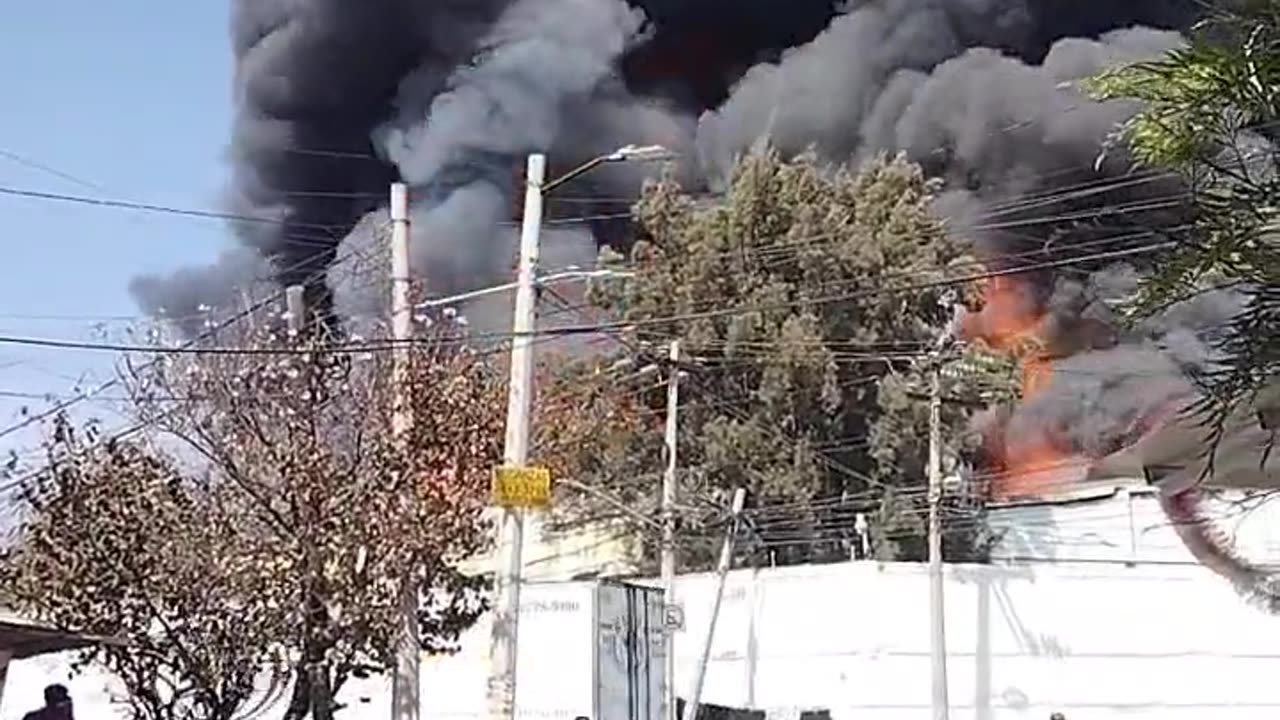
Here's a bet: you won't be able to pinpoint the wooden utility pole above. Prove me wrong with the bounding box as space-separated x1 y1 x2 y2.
927 362 951 720
660 339 681 720
389 182 420 720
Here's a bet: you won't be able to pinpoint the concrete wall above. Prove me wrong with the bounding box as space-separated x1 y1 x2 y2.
460 516 640 582
10 490 1280 720
655 559 1280 720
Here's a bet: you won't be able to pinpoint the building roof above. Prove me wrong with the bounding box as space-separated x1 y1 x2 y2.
0 611 109 659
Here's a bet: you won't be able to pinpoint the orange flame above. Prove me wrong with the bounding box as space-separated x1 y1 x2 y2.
962 276 1042 347
963 274 1167 500
962 275 1082 499
998 436 1089 499
961 276 1054 400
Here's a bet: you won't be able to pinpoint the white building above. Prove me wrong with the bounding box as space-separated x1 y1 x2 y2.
10 486 1280 720
0 610 101 714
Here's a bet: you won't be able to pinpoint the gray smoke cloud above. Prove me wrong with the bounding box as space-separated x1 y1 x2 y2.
1002 271 1248 459
694 9 1187 259
379 0 646 185
145 0 1212 425
380 0 652 296
138 0 1204 335
686 0 1223 466
123 0 1259 489
130 247 275 338
323 0 682 334
131 0 511 325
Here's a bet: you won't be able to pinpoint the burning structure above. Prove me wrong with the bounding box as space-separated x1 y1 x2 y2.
129 1 1280 599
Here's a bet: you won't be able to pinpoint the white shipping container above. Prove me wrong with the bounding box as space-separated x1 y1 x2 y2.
508 580 666 720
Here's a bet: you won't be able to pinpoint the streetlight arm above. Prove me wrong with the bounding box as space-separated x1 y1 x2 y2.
541 155 609 195
540 144 676 195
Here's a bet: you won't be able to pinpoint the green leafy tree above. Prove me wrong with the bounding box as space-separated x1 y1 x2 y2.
1087 1 1280 430
541 147 1013 567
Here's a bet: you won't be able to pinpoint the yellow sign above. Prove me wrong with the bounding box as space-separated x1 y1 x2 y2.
491 466 553 508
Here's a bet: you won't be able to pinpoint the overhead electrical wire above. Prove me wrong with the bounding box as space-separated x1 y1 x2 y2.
0 126 1233 539
0 185 352 232
0 223 389 442
0 182 642 235
0 147 1223 529
0 148 109 193
0 237 1180 360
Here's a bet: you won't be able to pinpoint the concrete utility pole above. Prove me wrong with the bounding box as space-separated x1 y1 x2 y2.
242 288 259 332
927 362 951 720
487 153 546 720
285 285 305 334
660 339 681 720
681 487 747 720
486 145 673 720
389 182 420 720
0 649 9 710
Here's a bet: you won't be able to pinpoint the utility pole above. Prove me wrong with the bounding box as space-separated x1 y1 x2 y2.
242 288 258 332
927 362 951 720
389 182 420 720
0 649 11 711
660 339 681 720
285 285 305 334
487 153 546 720
681 487 747 720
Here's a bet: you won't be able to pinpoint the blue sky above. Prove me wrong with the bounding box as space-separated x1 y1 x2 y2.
0 2 233 454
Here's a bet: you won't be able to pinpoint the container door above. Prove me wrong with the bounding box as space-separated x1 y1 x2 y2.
594 582 665 720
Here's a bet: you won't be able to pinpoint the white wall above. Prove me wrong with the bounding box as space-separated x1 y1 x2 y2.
0 583 603 720
10 490 1280 720
659 560 1280 720
987 484 1280 565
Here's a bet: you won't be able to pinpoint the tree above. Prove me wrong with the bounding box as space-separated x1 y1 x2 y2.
539 147 1013 567
1086 1 1280 432
2 419 283 720
3 316 504 720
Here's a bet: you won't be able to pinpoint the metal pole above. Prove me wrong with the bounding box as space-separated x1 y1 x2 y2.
681 487 746 720
660 339 681 720
389 182 420 720
487 153 546 720
928 363 951 720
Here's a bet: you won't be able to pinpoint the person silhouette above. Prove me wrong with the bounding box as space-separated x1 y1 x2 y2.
23 685 73 720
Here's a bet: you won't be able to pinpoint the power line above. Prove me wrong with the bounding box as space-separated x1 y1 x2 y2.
0 148 108 192
273 146 383 161
0 181 644 234
0 238 1180 362
0 224 390 442
0 185 349 232
580 239 1178 338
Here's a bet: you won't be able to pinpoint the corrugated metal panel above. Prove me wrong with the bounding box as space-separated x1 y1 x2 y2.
595 582 664 720
987 486 1280 564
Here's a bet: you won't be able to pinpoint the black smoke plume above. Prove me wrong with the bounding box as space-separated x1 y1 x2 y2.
136 0 1202 331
